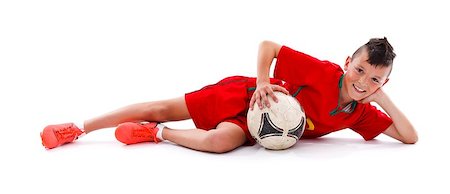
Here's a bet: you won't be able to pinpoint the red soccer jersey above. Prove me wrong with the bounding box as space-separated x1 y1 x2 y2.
274 46 393 140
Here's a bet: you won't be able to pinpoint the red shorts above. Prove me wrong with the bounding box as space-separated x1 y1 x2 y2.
184 76 284 145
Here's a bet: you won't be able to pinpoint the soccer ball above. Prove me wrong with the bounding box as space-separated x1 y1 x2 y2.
247 92 306 150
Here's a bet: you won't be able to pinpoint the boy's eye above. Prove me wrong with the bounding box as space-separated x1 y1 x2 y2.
372 78 379 83
356 68 363 73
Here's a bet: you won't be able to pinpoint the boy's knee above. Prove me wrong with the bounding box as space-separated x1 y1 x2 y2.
142 103 170 121
205 132 235 154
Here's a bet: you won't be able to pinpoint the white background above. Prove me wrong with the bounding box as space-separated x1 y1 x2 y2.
1 0 449 193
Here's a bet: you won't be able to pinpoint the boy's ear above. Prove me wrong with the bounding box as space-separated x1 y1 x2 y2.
344 56 351 71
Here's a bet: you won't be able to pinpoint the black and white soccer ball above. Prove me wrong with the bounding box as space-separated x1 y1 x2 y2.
247 92 306 150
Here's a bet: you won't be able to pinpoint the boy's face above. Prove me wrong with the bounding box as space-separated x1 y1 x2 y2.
343 50 391 101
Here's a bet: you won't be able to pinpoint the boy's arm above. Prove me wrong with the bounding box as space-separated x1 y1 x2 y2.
250 41 289 110
256 41 282 85
360 89 418 144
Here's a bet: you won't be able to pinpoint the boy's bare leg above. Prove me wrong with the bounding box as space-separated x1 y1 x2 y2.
83 96 190 133
84 95 247 153
42 95 248 152
163 122 247 153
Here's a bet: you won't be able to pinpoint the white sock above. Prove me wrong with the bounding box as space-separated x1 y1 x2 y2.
75 121 86 134
156 123 166 140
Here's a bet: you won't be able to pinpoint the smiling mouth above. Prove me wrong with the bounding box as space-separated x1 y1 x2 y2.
353 84 366 93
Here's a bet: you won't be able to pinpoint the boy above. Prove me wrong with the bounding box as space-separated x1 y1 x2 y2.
40 37 418 153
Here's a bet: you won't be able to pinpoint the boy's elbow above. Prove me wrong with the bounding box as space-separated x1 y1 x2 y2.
259 40 274 50
260 40 274 46
259 40 281 57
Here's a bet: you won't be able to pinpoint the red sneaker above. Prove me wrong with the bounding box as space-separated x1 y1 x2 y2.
40 123 85 149
115 122 161 145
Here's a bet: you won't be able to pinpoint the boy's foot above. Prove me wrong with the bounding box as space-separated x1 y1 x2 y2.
41 123 85 149
115 122 162 145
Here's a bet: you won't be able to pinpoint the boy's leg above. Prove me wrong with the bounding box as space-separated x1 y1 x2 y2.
163 122 247 153
41 96 190 149
84 96 190 133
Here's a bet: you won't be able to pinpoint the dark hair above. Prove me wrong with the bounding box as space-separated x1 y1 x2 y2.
352 37 396 68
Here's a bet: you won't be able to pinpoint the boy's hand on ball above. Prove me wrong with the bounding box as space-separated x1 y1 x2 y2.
250 83 289 110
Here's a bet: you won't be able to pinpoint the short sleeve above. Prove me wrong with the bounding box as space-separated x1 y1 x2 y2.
351 104 393 140
274 46 341 86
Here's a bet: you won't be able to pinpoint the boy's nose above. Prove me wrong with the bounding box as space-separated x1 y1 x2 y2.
358 76 368 87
